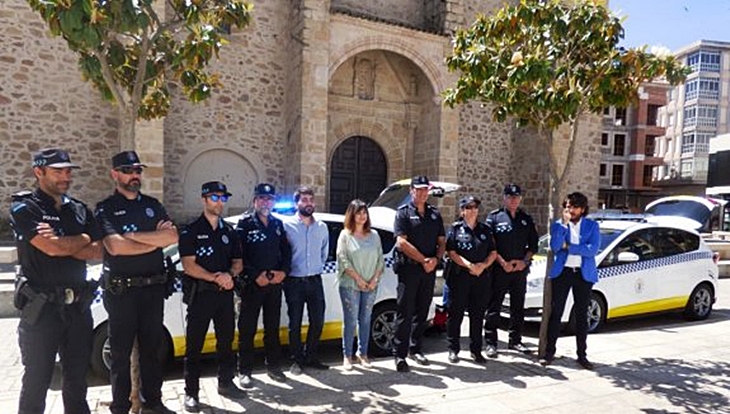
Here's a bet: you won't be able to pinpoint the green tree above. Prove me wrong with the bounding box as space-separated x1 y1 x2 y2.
25 0 253 147
444 0 687 355
24 0 253 410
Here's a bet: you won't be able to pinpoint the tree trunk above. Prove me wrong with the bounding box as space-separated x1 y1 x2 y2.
130 338 142 413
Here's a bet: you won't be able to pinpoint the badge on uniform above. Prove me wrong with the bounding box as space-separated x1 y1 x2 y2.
64 288 75 305
431 213 437 220
146 207 155 218
480 234 486 240
221 234 229 244
521 219 527 226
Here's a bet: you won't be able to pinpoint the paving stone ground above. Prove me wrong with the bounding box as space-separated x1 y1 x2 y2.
1 279 729 414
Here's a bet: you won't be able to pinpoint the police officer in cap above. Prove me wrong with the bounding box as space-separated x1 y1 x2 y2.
180 181 244 411
236 183 291 388
392 175 445 372
445 195 497 364
484 183 539 358
95 151 178 414
10 148 102 414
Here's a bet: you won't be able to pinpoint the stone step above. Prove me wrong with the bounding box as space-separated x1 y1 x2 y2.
0 246 17 265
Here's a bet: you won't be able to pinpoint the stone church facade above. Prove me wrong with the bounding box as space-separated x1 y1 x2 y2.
0 0 601 231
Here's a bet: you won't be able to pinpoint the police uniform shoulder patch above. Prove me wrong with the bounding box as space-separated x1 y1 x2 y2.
11 190 33 201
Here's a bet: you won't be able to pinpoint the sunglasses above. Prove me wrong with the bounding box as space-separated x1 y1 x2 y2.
207 194 229 203
463 205 479 210
116 166 144 175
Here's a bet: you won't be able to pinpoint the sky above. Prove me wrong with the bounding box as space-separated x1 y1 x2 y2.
609 0 730 52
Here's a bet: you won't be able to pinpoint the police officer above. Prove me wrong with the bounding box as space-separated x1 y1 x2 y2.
95 151 178 414
484 183 539 358
10 149 102 414
236 183 291 387
180 181 244 411
445 196 497 364
392 175 445 372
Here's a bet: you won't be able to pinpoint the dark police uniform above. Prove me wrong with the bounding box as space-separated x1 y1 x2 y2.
11 189 100 414
484 207 538 348
235 211 291 377
445 219 495 355
179 215 241 400
392 201 445 360
95 191 170 414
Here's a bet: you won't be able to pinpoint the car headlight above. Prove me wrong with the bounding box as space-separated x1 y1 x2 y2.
526 276 543 293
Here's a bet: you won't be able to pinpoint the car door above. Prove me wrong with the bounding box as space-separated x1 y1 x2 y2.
598 228 658 319
644 227 702 311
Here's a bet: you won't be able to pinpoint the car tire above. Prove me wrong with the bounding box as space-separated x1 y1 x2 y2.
684 283 713 321
90 323 172 379
568 291 606 334
369 301 397 357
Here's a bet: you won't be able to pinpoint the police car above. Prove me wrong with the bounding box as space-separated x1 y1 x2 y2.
514 218 719 333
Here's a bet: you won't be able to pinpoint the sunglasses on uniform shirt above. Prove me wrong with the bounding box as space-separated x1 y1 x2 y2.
206 194 229 203
116 166 144 175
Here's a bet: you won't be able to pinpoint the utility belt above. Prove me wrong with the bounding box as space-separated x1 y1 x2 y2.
393 249 435 272
14 275 98 325
181 274 231 305
102 272 167 295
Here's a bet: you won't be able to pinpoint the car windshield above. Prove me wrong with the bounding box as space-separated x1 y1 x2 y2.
645 199 712 230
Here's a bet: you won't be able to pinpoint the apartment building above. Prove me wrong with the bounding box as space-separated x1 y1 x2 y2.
654 40 730 195
598 82 669 211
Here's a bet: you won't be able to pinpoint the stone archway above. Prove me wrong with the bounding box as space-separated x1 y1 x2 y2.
182 149 258 219
329 136 387 214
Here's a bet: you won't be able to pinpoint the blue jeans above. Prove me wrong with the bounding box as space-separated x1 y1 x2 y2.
283 275 325 363
339 286 378 357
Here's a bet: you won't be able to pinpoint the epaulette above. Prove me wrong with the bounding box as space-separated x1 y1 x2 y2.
488 208 501 215
396 204 409 210
11 190 33 201
451 220 462 228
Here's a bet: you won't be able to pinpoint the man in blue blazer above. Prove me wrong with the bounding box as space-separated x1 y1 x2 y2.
540 192 600 370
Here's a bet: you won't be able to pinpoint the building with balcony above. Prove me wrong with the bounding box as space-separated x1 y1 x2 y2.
655 40 730 196
598 82 669 211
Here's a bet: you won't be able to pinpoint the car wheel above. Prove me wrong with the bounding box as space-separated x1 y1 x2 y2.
369 301 397 357
90 323 172 379
684 283 713 321
568 292 606 334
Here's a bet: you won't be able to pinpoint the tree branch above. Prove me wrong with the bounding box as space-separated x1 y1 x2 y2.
130 25 151 117
94 43 128 112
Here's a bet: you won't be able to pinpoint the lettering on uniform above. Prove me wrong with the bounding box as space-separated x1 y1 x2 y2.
113 210 126 216
42 215 60 221
145 207 155 218
197 234 209 239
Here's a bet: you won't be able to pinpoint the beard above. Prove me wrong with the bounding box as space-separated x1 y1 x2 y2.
298 205 315 217
120 179 141 193
256 206 271 217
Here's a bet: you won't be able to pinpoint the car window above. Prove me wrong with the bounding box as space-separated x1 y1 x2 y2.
324 221 344 262
649 228 699 256
600 228 656 267
375 229 395 254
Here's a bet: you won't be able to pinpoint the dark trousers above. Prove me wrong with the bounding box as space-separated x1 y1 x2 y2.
393 266 436 359
18 304 92 414
103 285 165 414
546 268 593 359
238 283 283 374
484 267 527 346
185 289 235 398
283 275 325 363
446 270 490 353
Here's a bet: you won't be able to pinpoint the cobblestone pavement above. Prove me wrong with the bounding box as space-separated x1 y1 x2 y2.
2 279 730 414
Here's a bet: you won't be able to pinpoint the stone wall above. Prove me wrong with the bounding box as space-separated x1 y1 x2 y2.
163 0 292 222
331 0 427 30
0 0 120 221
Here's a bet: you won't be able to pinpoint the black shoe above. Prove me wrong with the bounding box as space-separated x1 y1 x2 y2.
267 367 287 382
508 342 533 354
485 345 498 358
218 382 246 399
141 403 176 414
239 373 253 389
470 352 487 364
448 351 460 364
183 395 199 412
409 352 430 366
577 358 594 370
538 355 554 366
305 359 330 370
395 358 410 372
290 361 303 375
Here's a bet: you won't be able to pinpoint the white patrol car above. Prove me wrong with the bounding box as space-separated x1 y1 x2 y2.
87 181 460 378
515 218 719 333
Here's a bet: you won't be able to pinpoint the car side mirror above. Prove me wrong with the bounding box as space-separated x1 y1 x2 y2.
617 251 640 263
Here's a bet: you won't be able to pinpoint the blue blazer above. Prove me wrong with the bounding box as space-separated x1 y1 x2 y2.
549 218 600 283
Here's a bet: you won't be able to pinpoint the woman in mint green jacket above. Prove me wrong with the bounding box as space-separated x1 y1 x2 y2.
336 199 384 370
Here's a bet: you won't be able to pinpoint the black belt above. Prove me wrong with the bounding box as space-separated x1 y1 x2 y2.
39 286 85 305
108 274 167 288
287 274 321 282
564 266 581 272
